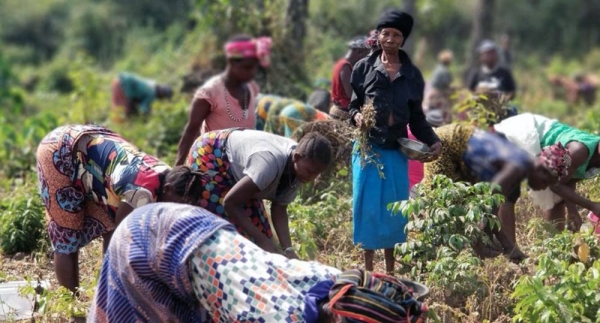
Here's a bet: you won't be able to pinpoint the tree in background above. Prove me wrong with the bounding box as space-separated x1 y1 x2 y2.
284 0 309 54
401 0 417 55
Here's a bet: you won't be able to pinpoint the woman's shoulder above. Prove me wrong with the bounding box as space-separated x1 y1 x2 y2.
194 74 223 99
201 74 223 89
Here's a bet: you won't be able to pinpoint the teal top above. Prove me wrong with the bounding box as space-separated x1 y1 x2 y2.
118 72 156 114
541 121 600 179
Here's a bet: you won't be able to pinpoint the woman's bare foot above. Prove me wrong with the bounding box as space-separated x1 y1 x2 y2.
472 240 502 259
504 247 528 263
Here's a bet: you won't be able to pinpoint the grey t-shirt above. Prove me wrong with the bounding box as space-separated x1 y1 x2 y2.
225 130 299 205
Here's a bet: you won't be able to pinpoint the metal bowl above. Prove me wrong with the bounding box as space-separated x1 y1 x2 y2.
398 138 431 160
398 279 430 301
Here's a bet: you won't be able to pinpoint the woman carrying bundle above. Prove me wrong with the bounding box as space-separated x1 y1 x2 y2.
348 9 442 273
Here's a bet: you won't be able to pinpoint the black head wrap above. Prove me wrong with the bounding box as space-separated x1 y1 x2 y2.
376 10 413 46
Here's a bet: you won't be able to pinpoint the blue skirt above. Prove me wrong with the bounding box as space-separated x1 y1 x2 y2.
352 142 409 249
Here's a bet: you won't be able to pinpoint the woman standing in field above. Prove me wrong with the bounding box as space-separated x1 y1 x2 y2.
175 35 272 166
36 124 206 294
185 129 332 259
348 10 442 273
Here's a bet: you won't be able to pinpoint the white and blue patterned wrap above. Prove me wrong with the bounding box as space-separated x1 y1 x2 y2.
88 202 234 323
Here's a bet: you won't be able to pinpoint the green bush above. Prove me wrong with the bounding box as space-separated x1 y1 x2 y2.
287 182 353 260
0 111 60 177
0 183 46 255
389 176 503 297
391 175 503 275
513 231 600 322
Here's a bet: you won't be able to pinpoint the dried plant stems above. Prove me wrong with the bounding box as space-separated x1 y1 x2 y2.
354 100 385 178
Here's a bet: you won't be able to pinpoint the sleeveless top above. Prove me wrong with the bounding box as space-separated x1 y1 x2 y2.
331 58 352 109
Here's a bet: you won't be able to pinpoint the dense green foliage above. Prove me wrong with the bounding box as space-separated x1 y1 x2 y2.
0 183 46 255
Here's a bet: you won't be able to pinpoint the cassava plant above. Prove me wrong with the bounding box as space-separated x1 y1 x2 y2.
389 174 504 276
512 230 600 323
389 175 505 318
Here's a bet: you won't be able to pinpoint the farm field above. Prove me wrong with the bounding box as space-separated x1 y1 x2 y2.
1 0 600 322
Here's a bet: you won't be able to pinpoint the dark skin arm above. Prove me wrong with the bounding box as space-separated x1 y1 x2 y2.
223 176 280 254
339 65 353 100
491 161 527 197
175 98 211 166
114 201 135 229
100 201 135 254
550 181 599 213
489 160 528 261
271 203 298 259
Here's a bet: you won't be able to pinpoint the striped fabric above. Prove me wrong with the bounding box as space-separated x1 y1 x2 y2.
329 269 427 323
88 203 235 323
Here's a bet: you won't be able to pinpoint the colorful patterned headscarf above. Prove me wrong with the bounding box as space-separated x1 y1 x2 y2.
224 37 272 67
539 142 571 180
328 269 428 323
366 29 379 49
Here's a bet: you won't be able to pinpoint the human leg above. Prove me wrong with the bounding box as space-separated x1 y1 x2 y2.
364 250 375 272
384 248 395 274
54 251 79 294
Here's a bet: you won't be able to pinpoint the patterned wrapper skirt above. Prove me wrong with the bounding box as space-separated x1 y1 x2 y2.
89 203 229 323
36 125 117 254
188 227 340 322
186 129 273 241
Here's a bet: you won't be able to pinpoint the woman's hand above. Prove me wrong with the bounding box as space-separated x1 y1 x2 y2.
283 247 299 260
419 142 442 162
354 112 363 127
256 238 280 254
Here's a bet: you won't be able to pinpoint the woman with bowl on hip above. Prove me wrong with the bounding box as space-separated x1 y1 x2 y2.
348 9 442 274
